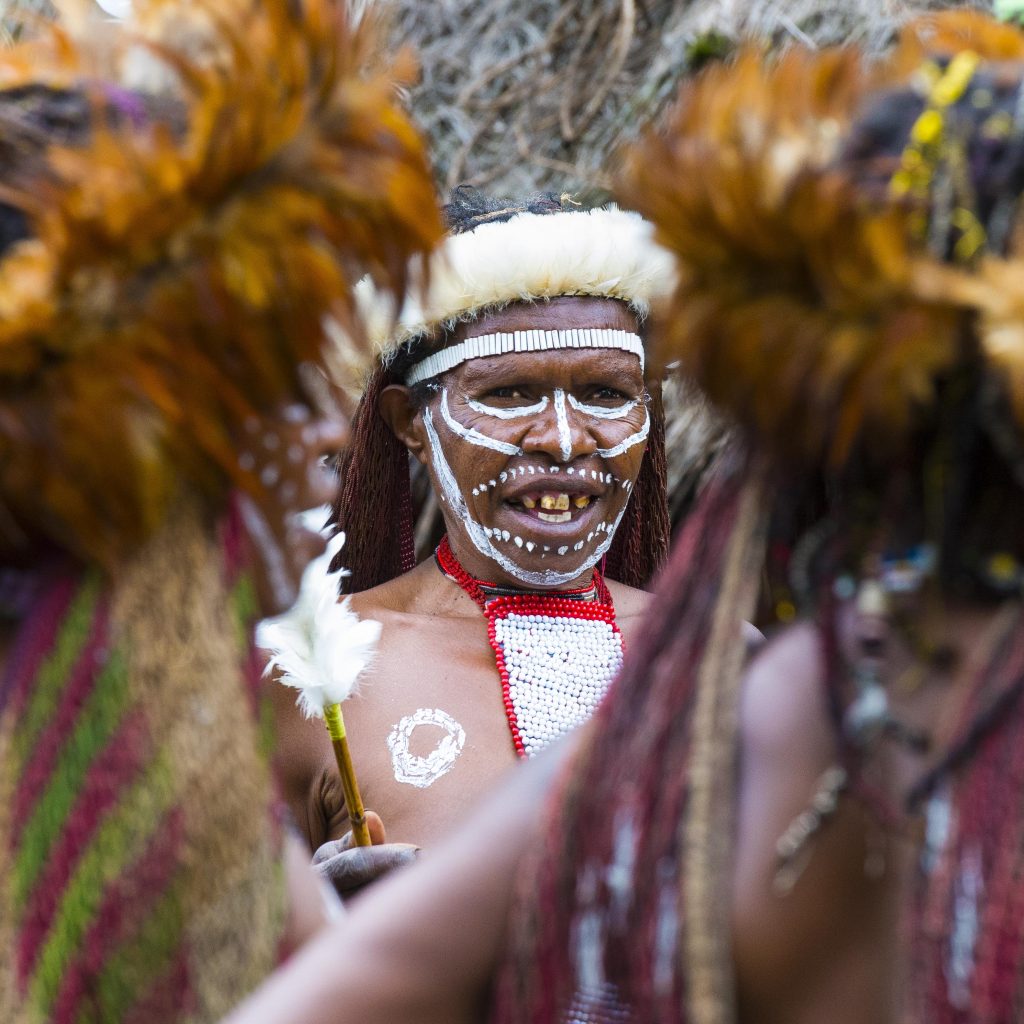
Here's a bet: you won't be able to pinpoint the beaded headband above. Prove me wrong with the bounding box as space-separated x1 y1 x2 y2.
341 205 676 383
404 328 645 385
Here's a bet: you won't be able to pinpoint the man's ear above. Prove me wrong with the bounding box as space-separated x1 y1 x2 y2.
378 385 429 465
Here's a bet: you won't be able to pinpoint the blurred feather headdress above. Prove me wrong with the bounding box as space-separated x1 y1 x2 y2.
621 11 1024 467
0 0 442 565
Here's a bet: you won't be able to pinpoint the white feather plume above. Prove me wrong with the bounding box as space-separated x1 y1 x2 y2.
257 529 382 719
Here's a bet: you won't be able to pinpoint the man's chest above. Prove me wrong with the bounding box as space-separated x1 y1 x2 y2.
329 620 521 845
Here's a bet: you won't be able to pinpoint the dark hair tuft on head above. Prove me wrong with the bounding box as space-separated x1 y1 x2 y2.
443 184 576 235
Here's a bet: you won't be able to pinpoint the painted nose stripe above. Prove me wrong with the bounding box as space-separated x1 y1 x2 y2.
554 388 572 463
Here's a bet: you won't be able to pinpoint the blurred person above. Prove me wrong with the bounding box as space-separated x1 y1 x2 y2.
0 1 441 1022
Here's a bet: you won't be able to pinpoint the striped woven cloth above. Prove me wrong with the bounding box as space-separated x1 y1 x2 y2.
0 499 287 1024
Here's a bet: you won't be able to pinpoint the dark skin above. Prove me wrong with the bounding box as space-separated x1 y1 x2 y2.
228 601 998 1024
273 297 653 891
237 400 350 617
234 398 353 944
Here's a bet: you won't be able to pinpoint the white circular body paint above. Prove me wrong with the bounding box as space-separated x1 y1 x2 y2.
387 708 466 788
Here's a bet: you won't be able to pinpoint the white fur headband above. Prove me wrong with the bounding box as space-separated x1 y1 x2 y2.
354 205 677 363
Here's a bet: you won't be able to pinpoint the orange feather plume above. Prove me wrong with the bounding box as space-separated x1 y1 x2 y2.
620 12 1024 468
0 0 442 565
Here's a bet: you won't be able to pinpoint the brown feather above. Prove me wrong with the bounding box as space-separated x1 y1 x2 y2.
0 0 442 565
617 15 1021 469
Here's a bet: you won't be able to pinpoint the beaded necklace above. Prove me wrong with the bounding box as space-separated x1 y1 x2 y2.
435 535 624 758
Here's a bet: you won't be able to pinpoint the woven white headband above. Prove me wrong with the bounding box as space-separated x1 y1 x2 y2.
404 328 644 386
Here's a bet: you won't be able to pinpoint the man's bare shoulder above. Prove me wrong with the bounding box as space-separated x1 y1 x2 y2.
605 578 650 618
346 558 455 620
605 578 650 645
739 620 831 765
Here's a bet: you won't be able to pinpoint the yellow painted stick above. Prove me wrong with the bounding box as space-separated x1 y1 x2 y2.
323 702 372 847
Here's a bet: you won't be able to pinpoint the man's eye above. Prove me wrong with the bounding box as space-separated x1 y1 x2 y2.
590 387 629 402
485 386 528 400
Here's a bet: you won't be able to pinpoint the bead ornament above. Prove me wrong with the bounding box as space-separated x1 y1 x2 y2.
436 535 623 757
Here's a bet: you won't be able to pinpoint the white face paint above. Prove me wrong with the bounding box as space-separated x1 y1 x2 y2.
235 493 295 612
568 394 640 420
467 395 550 420
553 388 573 463
422 406 628 587
595 408 650 459
451 389 649 472
387 708 466 788
439 389 524 456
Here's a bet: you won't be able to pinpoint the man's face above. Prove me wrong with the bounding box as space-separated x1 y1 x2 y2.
414 297 648 588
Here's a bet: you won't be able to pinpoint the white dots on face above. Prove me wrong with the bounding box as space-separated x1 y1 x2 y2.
282 405 310 424
261 464 280 487
239 452 256 472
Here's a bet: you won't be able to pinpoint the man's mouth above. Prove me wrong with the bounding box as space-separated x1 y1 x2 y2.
509 491 593 524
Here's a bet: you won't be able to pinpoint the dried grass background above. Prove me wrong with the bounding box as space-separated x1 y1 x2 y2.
0 1 995 196
384 0 993 199
0 0 53 43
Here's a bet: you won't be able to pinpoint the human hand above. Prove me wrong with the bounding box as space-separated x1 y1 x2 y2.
312 811 420 898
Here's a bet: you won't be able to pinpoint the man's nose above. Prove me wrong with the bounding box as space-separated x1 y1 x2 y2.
520 389 596 464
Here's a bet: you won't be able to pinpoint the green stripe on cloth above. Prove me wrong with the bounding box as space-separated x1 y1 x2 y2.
92 884 185 1024
231 575 258 651
26 751 176 1018
14 574 104 765
12 651 129 906
232 574 276 758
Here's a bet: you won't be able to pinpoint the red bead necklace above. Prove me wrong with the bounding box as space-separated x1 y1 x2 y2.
436 535 622 758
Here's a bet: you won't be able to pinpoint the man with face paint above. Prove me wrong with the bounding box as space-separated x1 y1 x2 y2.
272 188 675 891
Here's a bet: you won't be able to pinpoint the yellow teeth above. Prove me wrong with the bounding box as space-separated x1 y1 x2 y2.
573 495 590 509
522 495 537 509
540 493 570 511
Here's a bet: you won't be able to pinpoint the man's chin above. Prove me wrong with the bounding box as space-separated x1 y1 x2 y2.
472 524 617 587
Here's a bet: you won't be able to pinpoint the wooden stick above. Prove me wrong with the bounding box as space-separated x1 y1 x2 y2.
323 702 372 847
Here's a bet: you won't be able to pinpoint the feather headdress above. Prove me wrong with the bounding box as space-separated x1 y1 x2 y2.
0 0 442 565
356 202 677 360
620 12 1024 466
